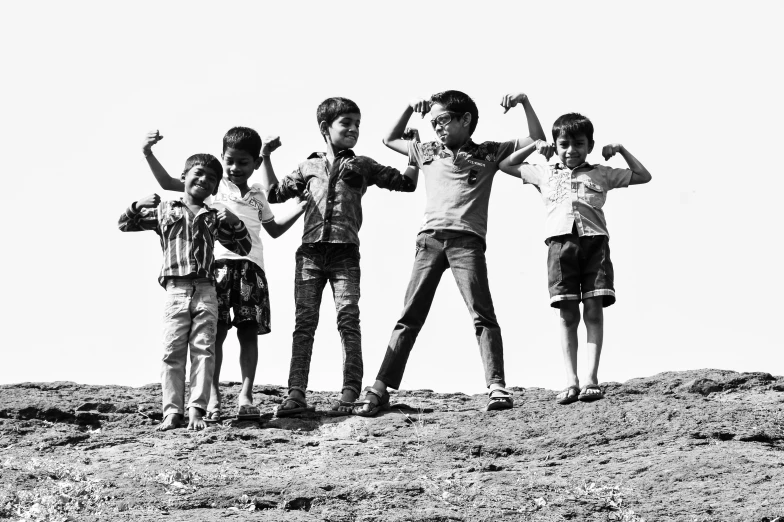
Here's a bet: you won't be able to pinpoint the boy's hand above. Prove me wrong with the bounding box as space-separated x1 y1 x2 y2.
602 144 623 161
136 193 161 209
409 99 431 118
216 208 240 227
402 127 421 142
535 140 555 160
500 93 528 114
142 130 163 157
261 136 282 156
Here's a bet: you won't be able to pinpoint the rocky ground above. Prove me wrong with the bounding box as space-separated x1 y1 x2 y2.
1 369 783 522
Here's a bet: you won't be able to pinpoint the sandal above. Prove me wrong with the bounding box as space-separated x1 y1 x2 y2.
556 385 580 405
275 397 316 418
236 404 261 420
578 384 605 402
486 387 514 411
353 386 390 417
326 399 355 417
203 410 222 424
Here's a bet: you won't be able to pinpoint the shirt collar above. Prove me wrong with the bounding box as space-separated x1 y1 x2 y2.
555 162 592 172
307 149 356 161
432 139 477 157
174 198 214 213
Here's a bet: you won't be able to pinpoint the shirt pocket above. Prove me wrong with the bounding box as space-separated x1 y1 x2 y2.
341 168 365 190
160 208 185 238
580 180 606 208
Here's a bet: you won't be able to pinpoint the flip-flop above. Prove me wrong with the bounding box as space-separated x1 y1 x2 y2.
203 410 222 424
578 384 605 402
274 397 315 418
486 388 514 411
326 399 355 417
556 385 580 405
236 404 261 420
353 387 390 417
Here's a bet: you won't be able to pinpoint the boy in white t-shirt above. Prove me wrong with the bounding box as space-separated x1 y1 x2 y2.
143 127 304 421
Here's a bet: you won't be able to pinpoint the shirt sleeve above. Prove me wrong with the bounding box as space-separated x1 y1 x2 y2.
599 166 633 190
493 139 518 165
118 203 161 232
518 163 547 186
267 166 306 204
365 157 416 193
253 187 275 223
216 220 252 256
408 140 425 169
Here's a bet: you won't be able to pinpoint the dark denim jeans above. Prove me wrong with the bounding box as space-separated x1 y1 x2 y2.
377 233 506 389
288 243 362 396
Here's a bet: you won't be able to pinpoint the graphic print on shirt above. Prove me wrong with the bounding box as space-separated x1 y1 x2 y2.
547 168 570 204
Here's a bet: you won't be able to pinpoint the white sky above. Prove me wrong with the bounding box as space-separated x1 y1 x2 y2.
1 1 782 394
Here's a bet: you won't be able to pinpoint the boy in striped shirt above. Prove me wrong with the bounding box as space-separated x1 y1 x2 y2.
119 154 252 431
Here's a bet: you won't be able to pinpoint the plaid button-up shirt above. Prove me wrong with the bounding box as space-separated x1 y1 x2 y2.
267 149 415 246
118 199 252 287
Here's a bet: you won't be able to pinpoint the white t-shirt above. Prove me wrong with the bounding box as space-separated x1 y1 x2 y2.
211 178 274 271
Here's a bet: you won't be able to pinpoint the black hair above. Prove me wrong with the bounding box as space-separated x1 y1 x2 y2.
429 90 479 135
223 127 262 158
317 97 361 127
552 113 594 143
182 153 223 183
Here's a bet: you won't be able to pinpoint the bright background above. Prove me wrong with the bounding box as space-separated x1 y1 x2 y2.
1 1 782 394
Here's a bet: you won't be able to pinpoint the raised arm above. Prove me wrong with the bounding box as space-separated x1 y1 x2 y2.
602 144 652 185
498 140 554 177
499 93 547 149
382 99 431 156
258 136 282 190
118 194 162 231
142 131 185 192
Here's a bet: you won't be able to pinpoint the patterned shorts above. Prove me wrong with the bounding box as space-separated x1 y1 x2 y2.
213 259 271 335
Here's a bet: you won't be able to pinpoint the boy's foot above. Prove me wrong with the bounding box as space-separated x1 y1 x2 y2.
327 389 359 417
275 390 315 418
486 388 514 411
157 413 182 432
578 384 604 402
237 404 261 420
204 410 222 424
353 387 390 417
556 385 580 405
187 407 207 431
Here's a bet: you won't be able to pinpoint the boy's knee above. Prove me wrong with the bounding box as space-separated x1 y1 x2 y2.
559 304 580 328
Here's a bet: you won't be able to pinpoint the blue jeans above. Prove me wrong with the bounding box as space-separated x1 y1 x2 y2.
160 278 217 416
377 233 506 389
288 243 362 396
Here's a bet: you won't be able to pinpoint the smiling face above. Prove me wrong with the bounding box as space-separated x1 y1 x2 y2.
556 132 594 169
429 103 471 148
222 147 261 189
182 165 220 202
321 112 360 150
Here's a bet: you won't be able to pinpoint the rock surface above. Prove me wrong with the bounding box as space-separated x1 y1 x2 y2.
1 369 783 521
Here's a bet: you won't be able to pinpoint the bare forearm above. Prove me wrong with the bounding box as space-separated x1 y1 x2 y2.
263 204 304 238
146 154 184 192
258 155 278 191
521 97 547 145
382 106 415 155
619 146 652 184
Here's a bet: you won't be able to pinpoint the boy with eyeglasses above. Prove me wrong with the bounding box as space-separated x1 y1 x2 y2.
353 90 546 415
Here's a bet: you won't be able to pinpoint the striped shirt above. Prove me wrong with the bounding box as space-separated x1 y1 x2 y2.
118 199 252 287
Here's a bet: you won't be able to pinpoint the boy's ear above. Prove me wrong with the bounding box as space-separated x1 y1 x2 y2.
588 140 595 154
212 183 220 196
319 120 329 136
253 157 263 170
461 113 472 128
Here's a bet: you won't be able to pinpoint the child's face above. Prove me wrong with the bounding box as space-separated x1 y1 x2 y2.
182 165 220 201
556 132 594 169
322 113 360 150
430 103 470 148
222 147 261 188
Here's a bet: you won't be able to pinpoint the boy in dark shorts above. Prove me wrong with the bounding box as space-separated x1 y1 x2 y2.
262 97 418 417
119 154 251 430
499 113 652 404
143 128 304 421
354 90 546 415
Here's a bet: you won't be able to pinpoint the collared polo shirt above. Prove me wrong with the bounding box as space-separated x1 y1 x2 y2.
517 162 632 241
211 178 274 271
267 149 415 246
408 138 517 240
118 199 252 287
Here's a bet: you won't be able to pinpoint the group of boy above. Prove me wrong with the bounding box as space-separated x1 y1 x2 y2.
119 89 650 430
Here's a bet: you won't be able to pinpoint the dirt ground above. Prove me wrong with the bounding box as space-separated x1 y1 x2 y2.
1 369 783 521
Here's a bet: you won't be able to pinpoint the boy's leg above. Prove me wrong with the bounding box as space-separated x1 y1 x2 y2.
210 259 234 418
326 245 362 409
186 281 218 431
581 297 604 392
207 324 228 417
558 300 581 390
236 324 258 408
376 234 447 388
284 245 328 410
159 281 192 430
445 235 505 389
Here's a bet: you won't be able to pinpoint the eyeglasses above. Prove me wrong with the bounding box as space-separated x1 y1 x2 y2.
430 111 462 130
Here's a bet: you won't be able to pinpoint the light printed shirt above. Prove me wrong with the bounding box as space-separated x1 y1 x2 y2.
517 162 632 241
267 149 415 246
408 139 517 240
211 178 274 271
118 199 252 287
